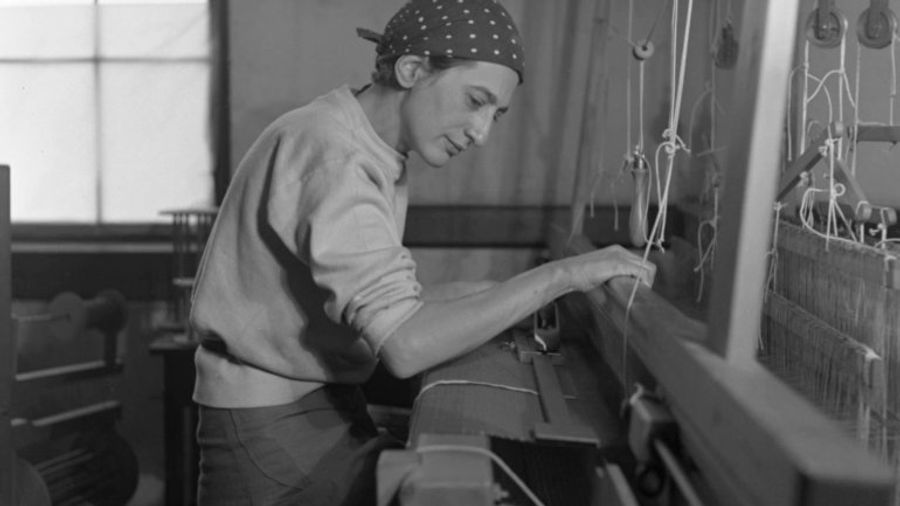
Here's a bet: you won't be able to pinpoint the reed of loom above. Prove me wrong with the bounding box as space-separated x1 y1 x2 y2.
759 219 900 503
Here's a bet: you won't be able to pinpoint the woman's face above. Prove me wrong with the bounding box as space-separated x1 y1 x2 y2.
399 60 518 167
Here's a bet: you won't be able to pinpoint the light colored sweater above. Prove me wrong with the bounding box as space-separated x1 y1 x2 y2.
190 86 423 408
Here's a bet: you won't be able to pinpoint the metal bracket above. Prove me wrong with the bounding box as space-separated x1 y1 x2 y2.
511 303 599 446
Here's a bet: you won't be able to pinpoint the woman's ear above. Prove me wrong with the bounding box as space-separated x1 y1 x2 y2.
394 55 431 89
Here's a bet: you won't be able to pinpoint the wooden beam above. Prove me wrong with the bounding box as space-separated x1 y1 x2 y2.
706 0 801 363
553 229 894 506
854 124 900 143
0 165 14 505
776 122 843 202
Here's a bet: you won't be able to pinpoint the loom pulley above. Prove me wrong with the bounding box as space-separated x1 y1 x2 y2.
806 0 847 48
858 0 897 49
632 40 654 61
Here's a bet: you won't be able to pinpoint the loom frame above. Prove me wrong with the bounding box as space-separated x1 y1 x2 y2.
704 0 800 364
1 165 14 505
552 0 895 503
553 231 894 506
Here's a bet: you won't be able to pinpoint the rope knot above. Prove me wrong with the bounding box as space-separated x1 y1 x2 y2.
661 128 690 155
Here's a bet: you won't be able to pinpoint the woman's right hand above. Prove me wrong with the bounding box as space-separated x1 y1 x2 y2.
562 244 656 292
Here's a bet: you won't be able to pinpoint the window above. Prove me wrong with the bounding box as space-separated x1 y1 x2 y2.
0 0 214 224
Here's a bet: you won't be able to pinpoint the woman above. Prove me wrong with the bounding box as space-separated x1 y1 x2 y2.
190 1 654 504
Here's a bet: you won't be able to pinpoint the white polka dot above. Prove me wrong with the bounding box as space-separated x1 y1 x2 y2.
468 19 474 24
492 34 499 39
484 8 490 13
442 15 448 20
494 49 500 55
471 48 478 53
447 48 454 54
501 11 507 17
420 24 427 29
418 16 424 22
490 20 496 25
463 9 470 14
511 38 517 44
469 33 476 39
424 49 431 55
437 4 442 9
512 54 517 59
423 36 429 40
402 35 408 40
446 34 452 39
446 21 452 26
507 24 512 29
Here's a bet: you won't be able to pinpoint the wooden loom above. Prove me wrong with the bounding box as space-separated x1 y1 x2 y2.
377 0 896 504
757 219 900 506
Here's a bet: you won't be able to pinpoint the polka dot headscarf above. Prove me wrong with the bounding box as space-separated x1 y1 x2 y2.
357 0 525 83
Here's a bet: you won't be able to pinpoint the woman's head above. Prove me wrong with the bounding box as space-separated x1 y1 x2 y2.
357 0 524 167
371 54 468 90
359 0 524 84
393 54 517 167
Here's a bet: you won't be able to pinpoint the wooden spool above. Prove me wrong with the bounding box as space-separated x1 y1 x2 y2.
16 290 127 343
14 457 51 506
20 431 139 506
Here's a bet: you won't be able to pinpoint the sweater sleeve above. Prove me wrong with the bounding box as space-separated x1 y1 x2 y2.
271 159 422 353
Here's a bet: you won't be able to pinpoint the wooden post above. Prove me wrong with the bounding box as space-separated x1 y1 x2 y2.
706 0 801 363
0 165 15 504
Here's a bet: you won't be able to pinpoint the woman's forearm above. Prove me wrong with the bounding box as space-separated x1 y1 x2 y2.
379 244 654 378
420 280 498 301
379 261 569 378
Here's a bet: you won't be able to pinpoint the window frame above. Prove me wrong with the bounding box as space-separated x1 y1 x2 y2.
7 0 230 249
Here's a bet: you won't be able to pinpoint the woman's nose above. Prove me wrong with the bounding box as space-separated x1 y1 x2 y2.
465 111 493 147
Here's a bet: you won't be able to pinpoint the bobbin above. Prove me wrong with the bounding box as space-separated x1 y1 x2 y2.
628 153 650 249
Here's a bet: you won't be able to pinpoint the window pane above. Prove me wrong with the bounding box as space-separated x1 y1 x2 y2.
0 5 94 59
100 3 209 58
0 64 97 222
101 62 212 222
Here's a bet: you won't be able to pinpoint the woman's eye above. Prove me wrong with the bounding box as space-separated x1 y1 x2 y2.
468 95 485 109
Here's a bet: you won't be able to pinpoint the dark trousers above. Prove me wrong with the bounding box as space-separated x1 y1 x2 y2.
196 385 402 506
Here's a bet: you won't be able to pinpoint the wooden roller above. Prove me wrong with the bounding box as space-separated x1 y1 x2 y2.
16 290 127 344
